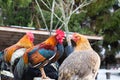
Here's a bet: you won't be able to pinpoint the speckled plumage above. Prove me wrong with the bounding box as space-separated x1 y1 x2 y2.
59 50 100 80
58 33 100 80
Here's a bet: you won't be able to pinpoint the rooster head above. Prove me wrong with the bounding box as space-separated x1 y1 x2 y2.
26 32 34 42
55 29 65 44
72 33 88 43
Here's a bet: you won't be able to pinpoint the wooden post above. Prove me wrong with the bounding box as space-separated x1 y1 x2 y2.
106 64 110 79
33 77 55 80
106 72 110 79
95 73 98 79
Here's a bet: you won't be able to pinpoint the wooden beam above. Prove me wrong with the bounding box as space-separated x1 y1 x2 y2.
84 35 103 40
0 26 103 40
0 26 51 35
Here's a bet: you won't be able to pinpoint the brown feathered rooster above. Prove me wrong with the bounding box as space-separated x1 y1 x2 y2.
14 29 65 80
58 33 101 80
3 32 34 70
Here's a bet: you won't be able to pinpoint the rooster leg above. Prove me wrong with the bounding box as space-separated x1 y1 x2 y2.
40 67 49 79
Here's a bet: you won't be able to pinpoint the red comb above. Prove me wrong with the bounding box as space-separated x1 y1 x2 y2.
26 32 32 35
26 32 34 42
56 29 65 44
56 29 65 36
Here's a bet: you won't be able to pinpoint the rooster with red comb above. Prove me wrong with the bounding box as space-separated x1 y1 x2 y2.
3 32 34 72
14 29 65 80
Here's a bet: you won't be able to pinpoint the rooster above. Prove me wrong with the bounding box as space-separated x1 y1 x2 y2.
22 43 64 80
3 32 34 71
58 33 101 80
14 29 65 80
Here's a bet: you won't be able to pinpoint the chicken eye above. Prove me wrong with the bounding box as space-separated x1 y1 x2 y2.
75 36 78 39
75 36 81 40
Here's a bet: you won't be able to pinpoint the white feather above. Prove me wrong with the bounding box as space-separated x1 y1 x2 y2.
0 70 14 78
10 48 26 65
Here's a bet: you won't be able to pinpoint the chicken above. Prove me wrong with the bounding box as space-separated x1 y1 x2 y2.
3 32 34 71
58 33 101 80
16 43 64 80
14 29 65 80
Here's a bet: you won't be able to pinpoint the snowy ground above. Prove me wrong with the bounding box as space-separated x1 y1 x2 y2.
1 69 120 80
96 69 120 80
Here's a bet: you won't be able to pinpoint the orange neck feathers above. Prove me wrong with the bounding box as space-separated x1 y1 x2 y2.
16 34 34 48
75 39 92 51
44 35 57 47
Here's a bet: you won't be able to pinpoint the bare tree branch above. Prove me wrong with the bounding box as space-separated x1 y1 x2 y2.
54 16 63 29
50 0 55 35
72 1 92 14
46 0 51 7
35 0 48 31
35 0 93 45
41 0 64 23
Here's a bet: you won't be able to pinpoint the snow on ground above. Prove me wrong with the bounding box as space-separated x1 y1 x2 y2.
96 69 120 80
0 69 120 80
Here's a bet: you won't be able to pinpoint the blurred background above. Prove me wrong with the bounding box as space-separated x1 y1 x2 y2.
0 0 120 80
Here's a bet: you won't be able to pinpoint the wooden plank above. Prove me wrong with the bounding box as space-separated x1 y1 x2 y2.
0 26 103 40
0 26 52 35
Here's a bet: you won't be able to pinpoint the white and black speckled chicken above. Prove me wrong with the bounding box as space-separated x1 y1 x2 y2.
58 33 101 80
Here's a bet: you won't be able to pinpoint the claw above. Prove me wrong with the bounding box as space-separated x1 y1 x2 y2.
40 67 50 79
